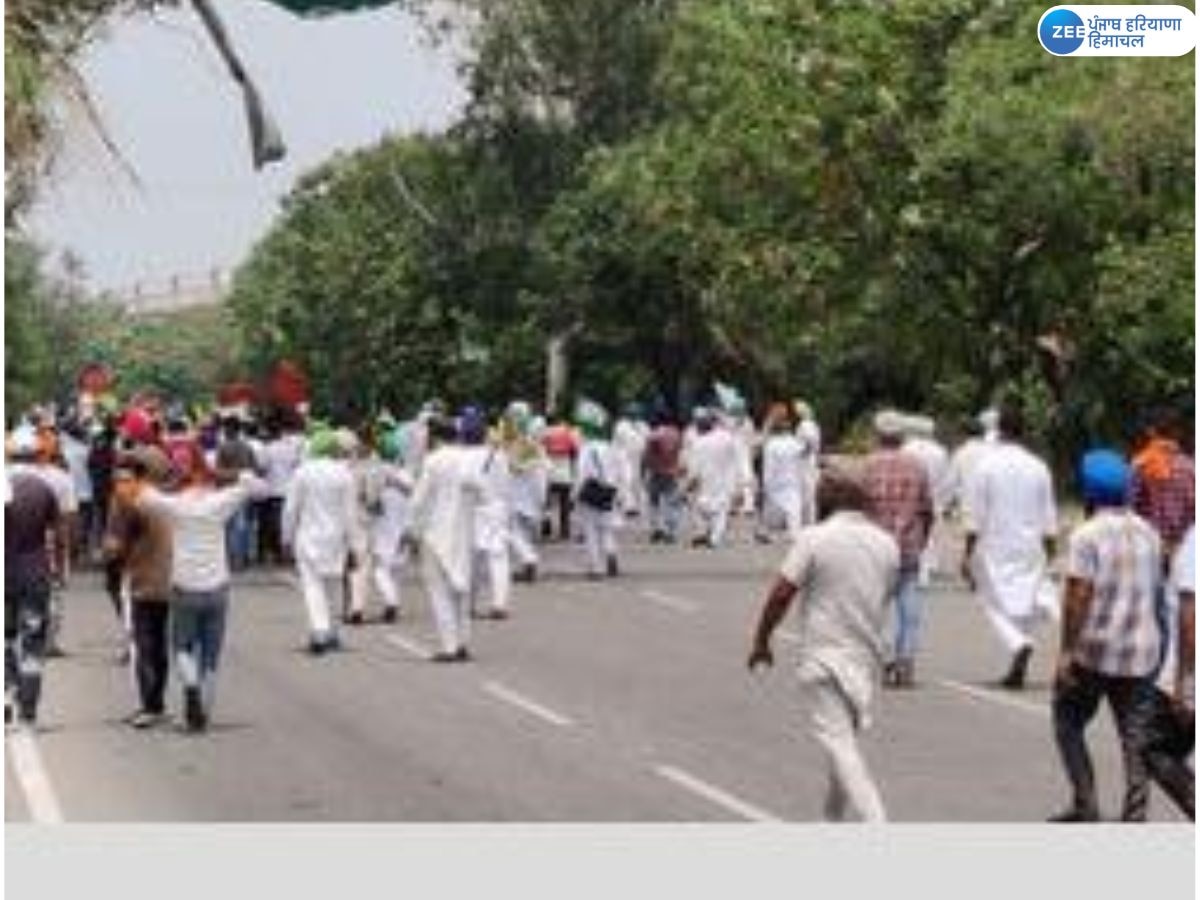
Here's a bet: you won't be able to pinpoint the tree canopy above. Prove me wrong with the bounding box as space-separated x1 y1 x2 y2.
226 0 1193 463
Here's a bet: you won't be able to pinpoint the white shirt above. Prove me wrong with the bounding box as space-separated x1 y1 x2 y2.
796 419 822 461
685 428 741 510
762 433 804 498
779 511 900 723
463 444 512 552
947 436 996 509
408 445 483 592
262 434 305 498
283 458 363 576
140 477 258 592
964 441 1058 617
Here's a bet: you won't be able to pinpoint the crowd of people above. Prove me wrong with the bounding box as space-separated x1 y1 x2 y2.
3 388 1194 823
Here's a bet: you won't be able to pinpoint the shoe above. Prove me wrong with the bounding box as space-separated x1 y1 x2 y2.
882 662 900 689
381 606 399 624
1000 646 1033 690
586 572 604 581
454 647 473 663
344 611 365 626
691 536 710 549
606 555 620 577
515 563 537 584
184 687 207 733
4 702 11 726
44 643 66 659
430 651 459 663
128 710 164 730
483 609 510 621
1048 807 1100 823
649 531 664 544
897 659 916 689
754 532 772 545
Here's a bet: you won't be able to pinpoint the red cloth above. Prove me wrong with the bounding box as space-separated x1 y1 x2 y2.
542 425 579 458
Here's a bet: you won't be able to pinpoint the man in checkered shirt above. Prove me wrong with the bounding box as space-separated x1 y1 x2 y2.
1050 449 1163 822
863 410 933 689
1129 408 1194 559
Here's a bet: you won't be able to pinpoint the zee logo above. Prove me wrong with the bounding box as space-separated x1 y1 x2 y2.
1039 8 1086 54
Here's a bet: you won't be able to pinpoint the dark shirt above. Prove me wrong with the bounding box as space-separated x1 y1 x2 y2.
5 469 61 586
644 425 683 477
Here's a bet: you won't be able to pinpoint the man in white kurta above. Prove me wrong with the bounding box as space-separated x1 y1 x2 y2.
460 408 514 619
573 402 622 579
356 432 412 624
684 411 741 548
408 418 483 661
757 420 806 543
962 405 1059 688
282 431 363 654
502 404 547 583
612 408 649 518
748 468 900 822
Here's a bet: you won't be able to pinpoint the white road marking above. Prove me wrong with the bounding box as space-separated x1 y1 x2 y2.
385 632 434 660
936 679 1047 717
482 681 574 728
7 728 64 823
654 764 783 822
639 589 699 614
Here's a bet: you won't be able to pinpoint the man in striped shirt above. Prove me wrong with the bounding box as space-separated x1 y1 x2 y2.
1050 450 1163 822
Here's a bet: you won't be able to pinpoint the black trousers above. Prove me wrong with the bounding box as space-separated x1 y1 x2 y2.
257 497 285 565
1053 664 1154 820
1135 686 1194 820
5 573 51 722
546 484 573 541
131 600 170 715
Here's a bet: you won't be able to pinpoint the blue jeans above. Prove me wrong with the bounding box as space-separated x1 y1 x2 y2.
892 569 923 662
647 473 682 539
172 588 229 710
226 507 253 571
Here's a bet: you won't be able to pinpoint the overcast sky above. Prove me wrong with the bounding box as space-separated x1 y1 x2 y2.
26 0 466 293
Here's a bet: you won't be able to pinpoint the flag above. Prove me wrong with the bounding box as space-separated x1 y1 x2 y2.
713 381 745 414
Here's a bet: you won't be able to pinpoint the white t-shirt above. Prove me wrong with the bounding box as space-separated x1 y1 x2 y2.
262 434 305 498
141 478 258 592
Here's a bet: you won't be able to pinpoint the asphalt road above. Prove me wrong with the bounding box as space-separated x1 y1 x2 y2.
5 517 1188 823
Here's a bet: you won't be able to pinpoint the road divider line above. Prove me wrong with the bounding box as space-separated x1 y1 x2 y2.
654 764 782 822
639 590 699 614
936 679 1046 717
7 728 64 823
385 633 433 660
482 681 574 728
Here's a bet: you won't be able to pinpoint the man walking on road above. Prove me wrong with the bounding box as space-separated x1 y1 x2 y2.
1129 408 1194 561
644 411 684 544
103 445 175 728
684 407 740 549
283 428 363 654
409 415 484 662
748 465 900 822
1049 450 1163 822
962 402 1059 689
5 427 67 728
864 411 933 688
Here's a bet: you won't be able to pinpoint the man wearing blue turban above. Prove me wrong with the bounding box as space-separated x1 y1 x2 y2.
1050 449 1165 821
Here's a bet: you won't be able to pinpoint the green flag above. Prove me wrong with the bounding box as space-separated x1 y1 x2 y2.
263 0 395 15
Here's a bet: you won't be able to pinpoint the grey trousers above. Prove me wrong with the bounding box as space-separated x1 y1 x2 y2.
803 678 887 822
